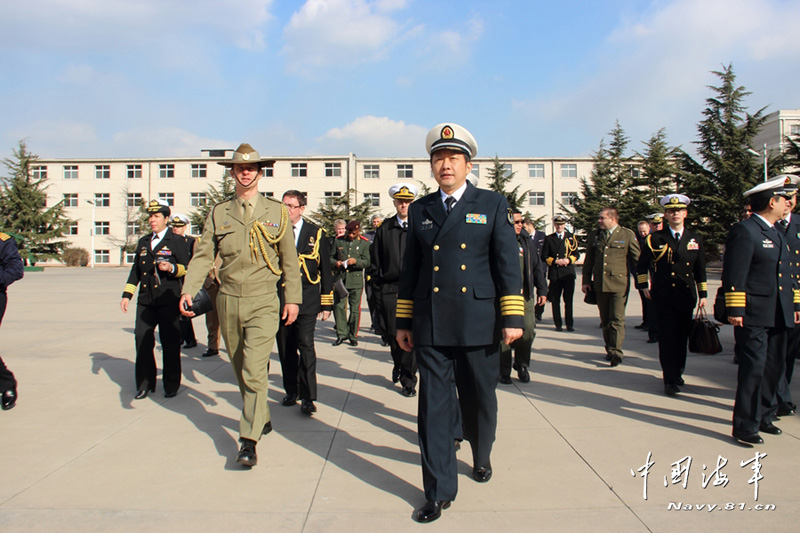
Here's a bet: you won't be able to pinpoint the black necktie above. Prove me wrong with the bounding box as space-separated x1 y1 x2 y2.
402 221 407 230
778 219 789 233
444 196 456 214
674 232 681 242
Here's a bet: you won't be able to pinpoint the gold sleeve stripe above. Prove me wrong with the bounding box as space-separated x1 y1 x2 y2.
396 299 414 319
569 255 577 263
636 274 648 284
696 282 707 292
124 283 137 294
320 293 334 305
546 257 554 266
725 292 746 307
500 295 525 316
794 289 800 304
176 264 186 278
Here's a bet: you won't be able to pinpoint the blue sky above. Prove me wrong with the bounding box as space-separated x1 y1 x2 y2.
1 0 798 160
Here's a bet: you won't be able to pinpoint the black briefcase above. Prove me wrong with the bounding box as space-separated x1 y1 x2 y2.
688 307 723 355
186 288 214 317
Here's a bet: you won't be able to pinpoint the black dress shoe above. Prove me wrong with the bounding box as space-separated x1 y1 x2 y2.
391 368 401 384
414 500 451 523
134 389 149 400
664 384 680 397
516 365 530 383
566 327 575 332
282 393 298 406
183 340 198 349
402 386 417 397
165 391 177 398
555 326 563 332
262 421 273 435
348 338 358 346
498 375 512 385
777 402 796 416
634 322 645 329
732 430 764 444
646 338 658 344
1 389 17 410
759 421 782 435
677 377 685 386
609 356 622 367
332 337 345 346
201 349 219 357
473 463 492 483
236 439 258 467
300 399 317 414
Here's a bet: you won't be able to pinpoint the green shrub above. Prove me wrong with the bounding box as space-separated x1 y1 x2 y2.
62 247 89 267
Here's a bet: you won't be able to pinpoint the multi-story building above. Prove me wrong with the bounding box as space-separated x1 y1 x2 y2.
33 149 595 266
751 108 800 156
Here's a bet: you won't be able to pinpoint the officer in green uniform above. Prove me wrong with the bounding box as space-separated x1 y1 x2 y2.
331 220 370 346
180 143 301 468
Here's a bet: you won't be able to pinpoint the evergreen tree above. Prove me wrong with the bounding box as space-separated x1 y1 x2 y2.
485 156 527 211
189 169 236 230
307 189 376 234
678 64 769 257
0 140 71 264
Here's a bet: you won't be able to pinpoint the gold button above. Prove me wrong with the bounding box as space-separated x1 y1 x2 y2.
143 284 147 288
433 245 440 251
460 243 466 249
686 262 690 266
779 274 783 278
461 265 466 270
461 287 467 292
434 266 439 272
433 287 439 293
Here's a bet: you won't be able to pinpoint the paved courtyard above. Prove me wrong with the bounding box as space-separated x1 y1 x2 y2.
1 268 799 532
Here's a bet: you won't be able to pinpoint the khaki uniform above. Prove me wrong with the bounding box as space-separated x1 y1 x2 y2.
183 194 301 441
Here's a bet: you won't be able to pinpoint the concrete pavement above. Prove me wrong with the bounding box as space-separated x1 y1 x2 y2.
1 268 799 532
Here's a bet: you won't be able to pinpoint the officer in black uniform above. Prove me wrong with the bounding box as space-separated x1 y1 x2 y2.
170 213 198 349
636 194 707 396
121 200 190 400
370 182 419 396
277 190 334 415
722 178 800 444
541 214 579 332
396 123 524 523
0 231 24 410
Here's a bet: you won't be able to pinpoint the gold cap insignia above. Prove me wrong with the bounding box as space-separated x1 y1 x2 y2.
441 126 454 140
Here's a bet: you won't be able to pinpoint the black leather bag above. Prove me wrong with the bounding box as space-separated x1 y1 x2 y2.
689 307 723 355
713 286 728 324
583 287 597 305
186 288 214 317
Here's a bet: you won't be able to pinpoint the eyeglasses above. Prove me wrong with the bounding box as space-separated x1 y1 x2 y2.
284 204 302 210
513 220 523 225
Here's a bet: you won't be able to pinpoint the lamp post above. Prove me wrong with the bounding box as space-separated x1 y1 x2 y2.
85 199 96 268
747 144 768 182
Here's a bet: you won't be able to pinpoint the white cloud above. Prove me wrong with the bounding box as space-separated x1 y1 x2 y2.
111 128 232 158
317 116 427 156
281 0 413 75
5 120 99 158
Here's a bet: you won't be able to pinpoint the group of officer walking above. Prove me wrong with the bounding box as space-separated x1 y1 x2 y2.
107 126 800 524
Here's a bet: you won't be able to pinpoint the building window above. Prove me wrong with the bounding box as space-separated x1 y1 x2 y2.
95 221 110 235
68 222 79 235
364 165 379 179
125 252 136 264
628 165 640 178
324 191 341 206
191 164 207 178
397 164 413 179
63 193 78 207
528 164 545 178
291 163 307 177
95 165 110 179
126 193 142 207
501 164 512 175
94 193 110 207
263 166 273 178
325 162 342 177
791 124 800 136
94 250 110 264
528 191 546 206
158 192 174 206
260 191 274 198
471 164 480 177
364 193 380 207
127 164 142 179
159 164 174 179
127 221 139 236
561 192 578 207
63 165 78 180
189 224 201 235
32 166 47 180
561 164 577 178
190 192 207 207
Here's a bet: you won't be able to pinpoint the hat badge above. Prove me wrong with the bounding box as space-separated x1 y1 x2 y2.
786 177 792 185
670 197 679 204
242 153 250 161
441 126 454 140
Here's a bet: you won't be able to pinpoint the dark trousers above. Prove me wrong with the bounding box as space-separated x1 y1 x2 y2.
380 287 417 389
366 282 382 335
277 312 318 400
179 316 196 345
776 323 800 407
733 325 787 434
548 277 575 329
653 287 694 385
0 292 14 392
134 303 182 394
596 291 628 359
500 298 535 376
417 344 498 501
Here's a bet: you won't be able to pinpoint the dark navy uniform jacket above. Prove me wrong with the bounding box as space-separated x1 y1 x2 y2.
722 215 799 328
541 231 579 281
396 183 524 346
783 213 800 282
369 215 407 292
0 233 24 293
122 229 190 306
279 219 333 315
635 228 707 300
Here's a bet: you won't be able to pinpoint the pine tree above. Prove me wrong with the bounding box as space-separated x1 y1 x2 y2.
485 156 527 212
679 64 769 257
0 140 71 264
307 189 376 234
189 169 236 230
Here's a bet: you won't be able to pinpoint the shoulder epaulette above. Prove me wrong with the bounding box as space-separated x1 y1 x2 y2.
0 232 9 241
